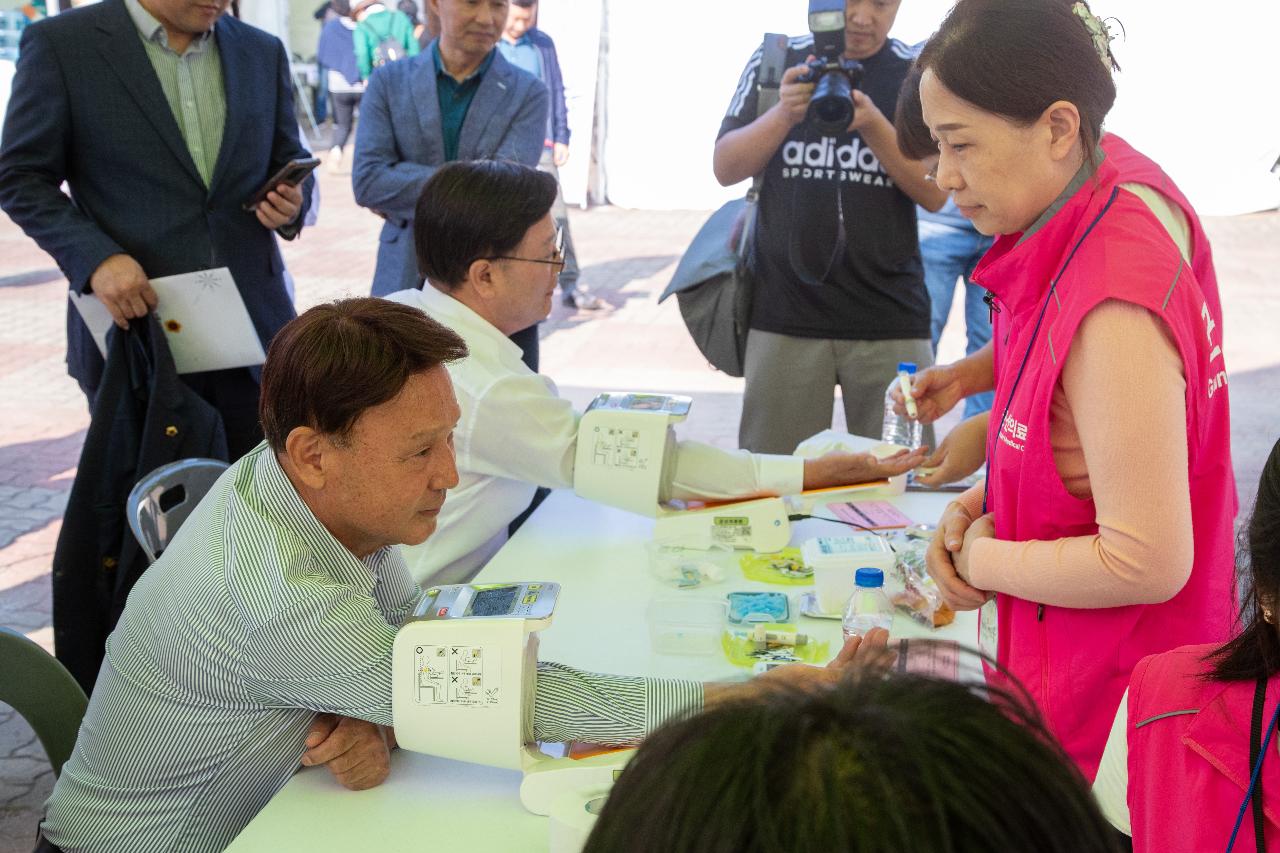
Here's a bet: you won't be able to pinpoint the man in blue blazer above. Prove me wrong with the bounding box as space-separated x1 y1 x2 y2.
353 0 546 301
0 0 313 459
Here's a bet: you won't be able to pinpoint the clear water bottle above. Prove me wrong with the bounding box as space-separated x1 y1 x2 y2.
882 361 923 449
842 567 894 641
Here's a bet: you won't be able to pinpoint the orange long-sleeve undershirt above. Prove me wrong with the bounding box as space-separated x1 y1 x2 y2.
955 298 1193 608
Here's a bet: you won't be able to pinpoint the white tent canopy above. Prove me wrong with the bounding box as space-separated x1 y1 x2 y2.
546 0 1280 216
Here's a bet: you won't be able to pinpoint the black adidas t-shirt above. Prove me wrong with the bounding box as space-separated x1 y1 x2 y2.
718 36 929 340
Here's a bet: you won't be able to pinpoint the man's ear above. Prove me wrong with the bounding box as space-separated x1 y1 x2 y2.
466 257 500 300
1042 100 1082 163
283 426 331 489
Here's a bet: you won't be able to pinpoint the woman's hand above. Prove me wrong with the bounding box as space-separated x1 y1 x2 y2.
915 413 989 488
927 501 990 610
953 513 996 585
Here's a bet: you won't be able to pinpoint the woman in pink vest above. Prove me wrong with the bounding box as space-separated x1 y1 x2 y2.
913 0 1237 780
1093 439 1280 851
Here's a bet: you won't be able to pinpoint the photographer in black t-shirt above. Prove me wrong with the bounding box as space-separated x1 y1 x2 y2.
715 0 945 455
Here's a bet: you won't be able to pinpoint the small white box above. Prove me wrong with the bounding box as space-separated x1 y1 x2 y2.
802 535 897 615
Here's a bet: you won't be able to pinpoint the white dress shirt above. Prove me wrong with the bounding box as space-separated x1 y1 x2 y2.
386 285 804 585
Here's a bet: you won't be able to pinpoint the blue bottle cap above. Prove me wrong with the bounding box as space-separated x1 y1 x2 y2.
897 362 917 374
855 567 885 588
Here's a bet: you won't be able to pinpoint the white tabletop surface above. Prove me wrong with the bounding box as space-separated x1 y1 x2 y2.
228 488 965 852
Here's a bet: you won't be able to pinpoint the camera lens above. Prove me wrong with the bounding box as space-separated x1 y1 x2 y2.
808 69 854 135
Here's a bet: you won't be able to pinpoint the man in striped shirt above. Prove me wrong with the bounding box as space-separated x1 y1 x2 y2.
37 299 861 853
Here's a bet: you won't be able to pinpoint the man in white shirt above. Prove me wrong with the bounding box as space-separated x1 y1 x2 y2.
388 160 926 586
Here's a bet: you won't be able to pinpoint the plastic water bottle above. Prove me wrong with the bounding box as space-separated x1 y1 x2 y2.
841 567 894 641
882 361 923 449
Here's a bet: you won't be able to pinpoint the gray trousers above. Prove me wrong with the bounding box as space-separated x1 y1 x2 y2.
537 148 580 291
739 329 936 455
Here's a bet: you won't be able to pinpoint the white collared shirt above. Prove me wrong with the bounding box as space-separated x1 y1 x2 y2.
386 285 803 586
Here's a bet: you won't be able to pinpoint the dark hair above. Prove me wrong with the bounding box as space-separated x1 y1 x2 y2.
413 160 558 289
259 298 467 451
916 0 1118 166
584 667 1124 853
329 0 351 17
510 0 536 8
893 63 934 161
1208 438 1280 681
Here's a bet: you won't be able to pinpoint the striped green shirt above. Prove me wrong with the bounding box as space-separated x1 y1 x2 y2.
123 0 226 186
42 443 701 852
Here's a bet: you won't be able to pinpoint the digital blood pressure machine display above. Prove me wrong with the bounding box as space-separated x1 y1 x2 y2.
573 392 791 551
392 582 634 819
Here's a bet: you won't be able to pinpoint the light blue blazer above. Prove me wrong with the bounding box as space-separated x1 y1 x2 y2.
352 43 548 296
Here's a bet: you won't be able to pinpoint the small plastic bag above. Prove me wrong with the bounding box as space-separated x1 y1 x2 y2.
647 541 727 589
891 538 955 628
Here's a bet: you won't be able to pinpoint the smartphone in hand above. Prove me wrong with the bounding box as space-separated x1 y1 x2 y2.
242 157 320 211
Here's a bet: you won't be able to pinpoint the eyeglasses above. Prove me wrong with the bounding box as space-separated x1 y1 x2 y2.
489 226 566 271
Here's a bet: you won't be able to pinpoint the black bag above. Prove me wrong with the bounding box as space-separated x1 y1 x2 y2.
658 33 789 377
659 197 756 377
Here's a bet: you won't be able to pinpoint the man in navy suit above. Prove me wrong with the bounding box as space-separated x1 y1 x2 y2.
353 0 545 365
0 0 313 460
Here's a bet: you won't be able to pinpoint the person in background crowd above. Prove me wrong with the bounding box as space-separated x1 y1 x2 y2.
714 0 946 457
352 0 419 81
353 0 546 370
498 0 602 311
397 0 430 50
0 0 313 459
1093 435 1280 851
31 298 880 852
388 161 926 585
915 0 1236 780
584 670 1126 853
317 0 365 173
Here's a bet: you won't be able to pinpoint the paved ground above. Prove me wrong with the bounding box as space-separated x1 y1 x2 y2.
1 154 1276 850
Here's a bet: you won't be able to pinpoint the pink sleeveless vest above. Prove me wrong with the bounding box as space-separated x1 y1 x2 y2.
1129 645 1280 852
969 148 1237 780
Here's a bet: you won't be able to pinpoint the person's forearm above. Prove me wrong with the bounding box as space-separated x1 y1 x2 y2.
662 440 803 503
954 343 995 396
859 111 947 211
713 104 794 186
532 662 703 745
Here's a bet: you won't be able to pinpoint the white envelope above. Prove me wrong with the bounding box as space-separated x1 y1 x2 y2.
69 268 266 374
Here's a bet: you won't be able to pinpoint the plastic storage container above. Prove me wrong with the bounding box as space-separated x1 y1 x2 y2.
802 534 897 614
882 361 923 449
646 597 726 656
842 567 895 640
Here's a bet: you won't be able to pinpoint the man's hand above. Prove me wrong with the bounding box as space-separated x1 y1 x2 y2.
552 142 570 167
774 60 817 128
926 501 989 610
300 713 392 791
915 413 989 488
891 362 969 425
760 627 894 689
254 182 304 230
846 88 885 135
802 447 928 490
89 254 157 329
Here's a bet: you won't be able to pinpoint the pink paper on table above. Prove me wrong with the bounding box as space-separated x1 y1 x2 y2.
828 500 914 530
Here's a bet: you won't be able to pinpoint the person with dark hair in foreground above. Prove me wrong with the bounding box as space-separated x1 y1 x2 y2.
585 669 1126 853
1093 435 1280 851
32 297 876 853
387 160 926 586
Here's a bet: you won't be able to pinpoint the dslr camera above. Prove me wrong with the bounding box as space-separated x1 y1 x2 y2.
801 0 865 134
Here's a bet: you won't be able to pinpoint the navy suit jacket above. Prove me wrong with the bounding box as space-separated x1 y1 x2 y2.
352 42 546 296
0 0 313 388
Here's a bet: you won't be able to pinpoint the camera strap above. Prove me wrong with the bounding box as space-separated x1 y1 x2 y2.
786 123 848 287
738 34 791 258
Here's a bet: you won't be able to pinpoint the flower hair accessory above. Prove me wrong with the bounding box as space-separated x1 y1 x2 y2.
1072 2 1121 72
